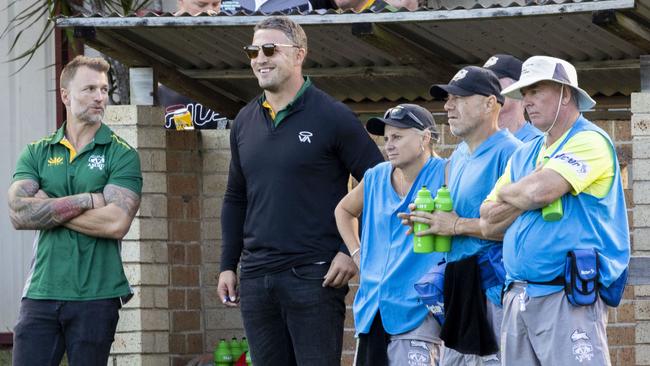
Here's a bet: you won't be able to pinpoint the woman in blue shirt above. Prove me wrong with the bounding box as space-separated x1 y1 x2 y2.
335 104 446 366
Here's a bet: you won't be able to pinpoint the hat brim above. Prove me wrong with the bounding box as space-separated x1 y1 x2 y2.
366 117 419 136
430 84 505 105
429 84 475 100
501 77 596 111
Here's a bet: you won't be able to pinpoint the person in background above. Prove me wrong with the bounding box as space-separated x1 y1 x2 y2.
336 104 444 366
483 54 542 143
175 0 221 14
217 16 383 366
404 66 521 365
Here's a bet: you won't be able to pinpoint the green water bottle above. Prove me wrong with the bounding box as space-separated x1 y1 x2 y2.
214 339 232 366
241 337 249 354
541 157 563 221
433 185 453 252
230 337 243 362
246 350 252 366
413 186 435 253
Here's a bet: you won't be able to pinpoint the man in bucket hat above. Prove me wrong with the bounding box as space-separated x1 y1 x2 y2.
404 66 521 365
483 54 542 142
480 56 629 365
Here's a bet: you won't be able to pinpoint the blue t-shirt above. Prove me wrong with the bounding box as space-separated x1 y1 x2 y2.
513 122 543 143
354 158 446 336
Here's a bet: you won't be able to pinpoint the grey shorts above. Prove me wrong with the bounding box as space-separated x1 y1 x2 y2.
501 283 610 366
440 299 502 366
355 313 442 366
389 314 442 366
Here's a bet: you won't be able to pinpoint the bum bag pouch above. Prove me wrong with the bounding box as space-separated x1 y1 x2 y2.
414 261 446 326
600 267 628 307
564 249 599 306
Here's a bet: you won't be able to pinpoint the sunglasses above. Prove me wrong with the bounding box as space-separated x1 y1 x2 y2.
384 106 426 128
243 43 300 59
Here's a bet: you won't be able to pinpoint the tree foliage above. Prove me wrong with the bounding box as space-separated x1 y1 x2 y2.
1 0 152 72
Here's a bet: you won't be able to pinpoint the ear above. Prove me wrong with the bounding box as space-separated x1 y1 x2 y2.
294 47 306 66
561 85 572 106
485 95 497 110
61 87 70 107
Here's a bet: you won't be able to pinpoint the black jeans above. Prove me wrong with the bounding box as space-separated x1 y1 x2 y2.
240 262 348 366
12 298 121 366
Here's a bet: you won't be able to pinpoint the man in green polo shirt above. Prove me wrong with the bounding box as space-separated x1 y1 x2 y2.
8 55 142 365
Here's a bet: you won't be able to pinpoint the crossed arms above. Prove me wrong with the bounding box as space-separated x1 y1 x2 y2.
8 179 140 239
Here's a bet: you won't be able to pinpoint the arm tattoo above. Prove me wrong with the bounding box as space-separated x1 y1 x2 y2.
103 184 141 219
8 180 92 230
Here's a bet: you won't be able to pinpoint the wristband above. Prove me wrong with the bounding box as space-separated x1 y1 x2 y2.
351 248 360 257
453 217 460 236
89 193 94 209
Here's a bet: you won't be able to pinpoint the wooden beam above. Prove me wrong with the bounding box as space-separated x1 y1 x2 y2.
642 55 650 92
593 10 650 52
181 65 421 79
74 27 244 118
351 23 457 82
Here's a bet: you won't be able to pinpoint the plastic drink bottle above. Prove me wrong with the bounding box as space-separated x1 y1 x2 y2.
214 339 233 366
433 185 453 252
541 157 563 221
413 186 435 253
241 337 249 354
230 337 243 361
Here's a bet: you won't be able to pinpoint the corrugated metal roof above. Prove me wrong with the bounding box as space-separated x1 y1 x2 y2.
56 0 646 116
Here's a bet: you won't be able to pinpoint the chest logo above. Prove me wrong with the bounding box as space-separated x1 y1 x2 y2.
88 155 105 170
47 156 64 166
298 131 313 144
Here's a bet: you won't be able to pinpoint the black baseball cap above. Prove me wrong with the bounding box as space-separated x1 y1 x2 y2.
483 54 523 81
429 66 505 105
366 103 438 138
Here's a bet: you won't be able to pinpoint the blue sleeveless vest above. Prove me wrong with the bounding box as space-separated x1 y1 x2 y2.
354 158 446 335
447 129 521 263
503 115 630 297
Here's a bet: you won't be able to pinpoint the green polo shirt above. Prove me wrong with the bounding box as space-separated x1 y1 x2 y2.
12 122 142 301
261 77 311 126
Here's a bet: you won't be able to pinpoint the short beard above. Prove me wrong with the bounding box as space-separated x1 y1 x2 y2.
77 108 104 124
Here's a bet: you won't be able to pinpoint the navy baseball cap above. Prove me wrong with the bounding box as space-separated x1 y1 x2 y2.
429 66 505 105
483 54 523 81
366 103 438 138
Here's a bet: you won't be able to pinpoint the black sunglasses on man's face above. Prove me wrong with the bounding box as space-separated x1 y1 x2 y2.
243 43 300 59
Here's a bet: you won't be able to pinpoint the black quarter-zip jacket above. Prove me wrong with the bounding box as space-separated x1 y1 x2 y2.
220 84 384 278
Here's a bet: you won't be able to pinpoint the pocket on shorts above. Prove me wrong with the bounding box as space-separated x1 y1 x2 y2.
291 262 330 281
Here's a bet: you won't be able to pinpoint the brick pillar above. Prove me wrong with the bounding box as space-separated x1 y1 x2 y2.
104 106 171 365
633 93 650 365
200 130 245 352
166 131 205 366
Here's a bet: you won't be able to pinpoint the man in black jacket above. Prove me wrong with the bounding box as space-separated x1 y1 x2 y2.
217 16 383 366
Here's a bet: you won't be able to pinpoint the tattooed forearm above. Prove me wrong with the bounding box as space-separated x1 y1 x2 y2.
104 184 141 219
8 180 92 230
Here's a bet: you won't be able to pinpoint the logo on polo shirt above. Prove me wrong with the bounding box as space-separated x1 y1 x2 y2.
298 131 313 144
451 69 468 82
483 56 499 68
47 156 64 166
88 155 105 170
553 153 589 177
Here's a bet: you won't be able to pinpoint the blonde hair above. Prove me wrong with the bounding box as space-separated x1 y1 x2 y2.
254 16 308 53
60 56 110 89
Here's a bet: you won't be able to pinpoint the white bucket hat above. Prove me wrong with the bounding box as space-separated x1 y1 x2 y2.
501 56 596 111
